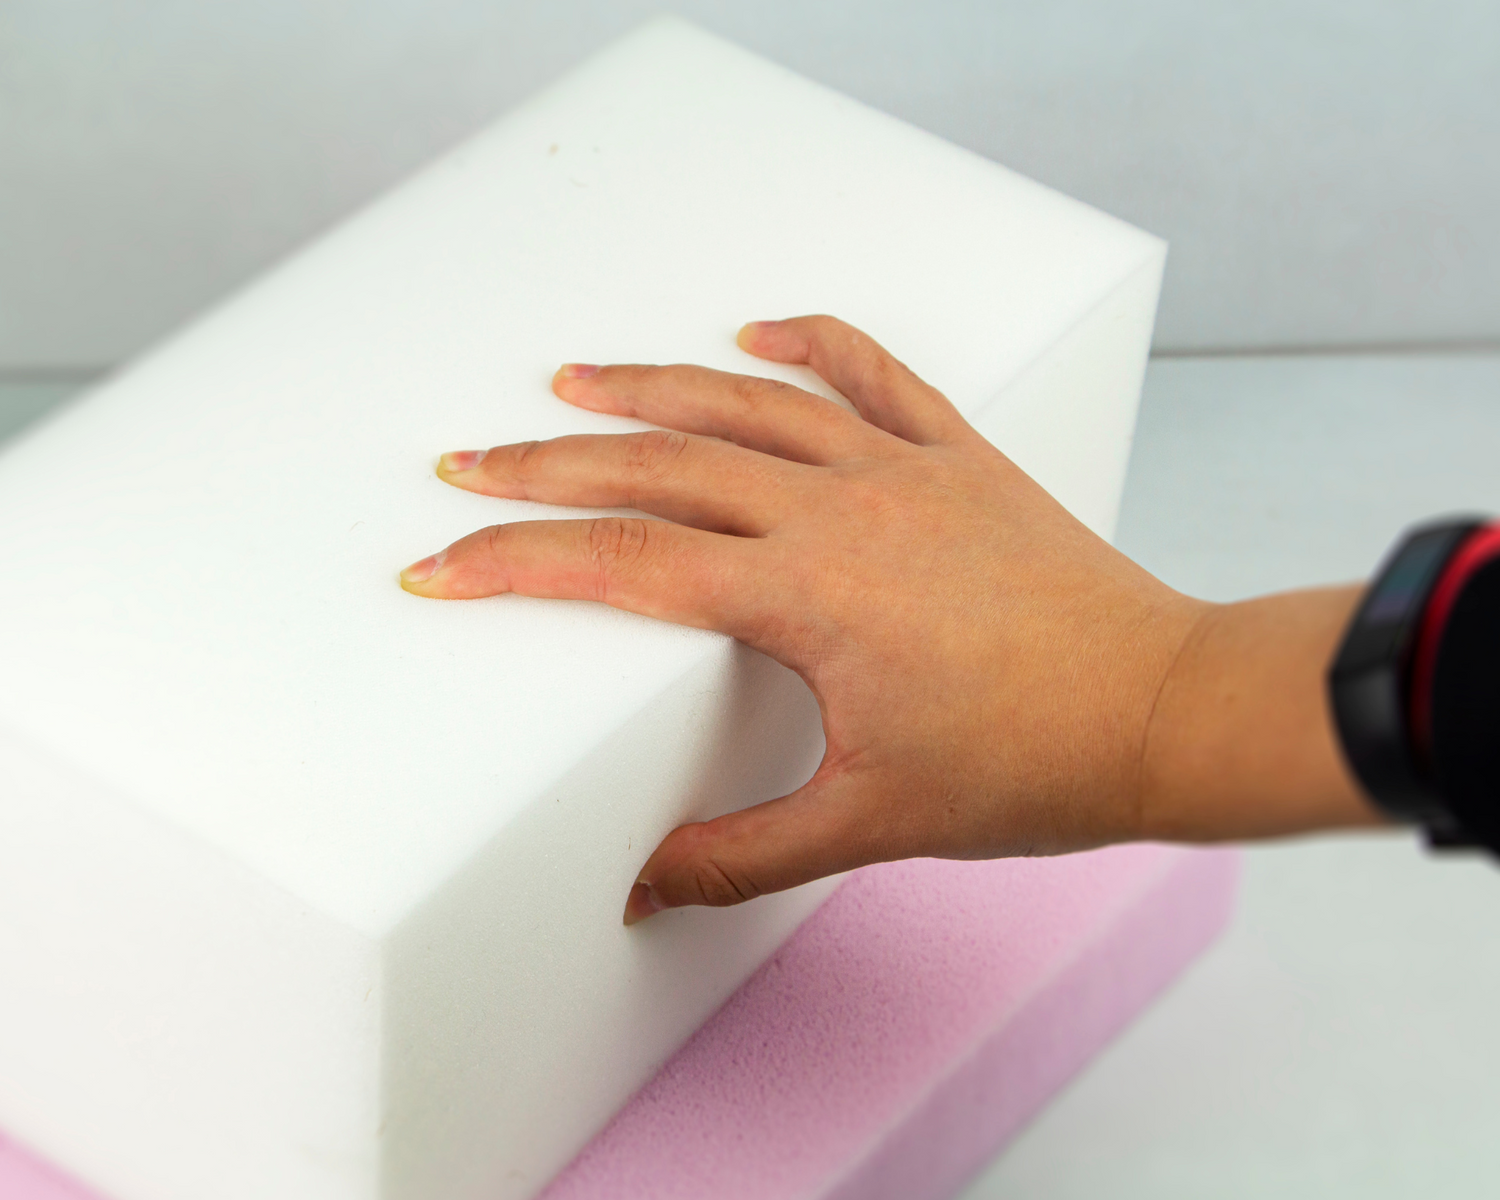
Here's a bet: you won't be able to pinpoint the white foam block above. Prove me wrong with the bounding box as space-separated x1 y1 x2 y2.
0 18 1164 1200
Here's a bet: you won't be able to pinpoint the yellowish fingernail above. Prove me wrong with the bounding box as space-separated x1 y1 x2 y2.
400 549 446 586
438 449 487 474
736 320 777 349
623 880 667 926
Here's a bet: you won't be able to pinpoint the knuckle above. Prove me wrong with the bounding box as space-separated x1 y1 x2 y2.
483 522 511 561
729 373 766 404
802 313 843 340
507 439 549 487
730 373 798 410
691 857 761 908
584 516 652 596
624 428 690 483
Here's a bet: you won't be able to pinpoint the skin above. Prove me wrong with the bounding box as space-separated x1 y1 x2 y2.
400 315 1386 924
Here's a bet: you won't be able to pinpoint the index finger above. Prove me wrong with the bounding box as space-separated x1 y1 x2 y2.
400 516 766 641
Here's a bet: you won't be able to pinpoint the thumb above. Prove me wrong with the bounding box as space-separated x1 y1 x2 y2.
623 768 871 925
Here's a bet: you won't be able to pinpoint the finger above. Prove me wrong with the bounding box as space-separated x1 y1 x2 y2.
435 431 801 537
623 768 878 924
552 362 883 466
737 315 971 446
399 516 761 636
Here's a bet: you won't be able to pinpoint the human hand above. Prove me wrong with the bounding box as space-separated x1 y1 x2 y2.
400 316 1377 923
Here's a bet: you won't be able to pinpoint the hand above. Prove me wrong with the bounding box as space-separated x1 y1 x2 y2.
401 316 1380 923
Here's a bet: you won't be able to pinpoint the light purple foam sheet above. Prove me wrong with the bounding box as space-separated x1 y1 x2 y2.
0 845 1235 1200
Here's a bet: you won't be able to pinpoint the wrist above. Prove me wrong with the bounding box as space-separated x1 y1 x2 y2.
1137 586 1384 844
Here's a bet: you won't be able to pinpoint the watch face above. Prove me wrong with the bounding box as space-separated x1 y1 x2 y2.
1365 535 1451 627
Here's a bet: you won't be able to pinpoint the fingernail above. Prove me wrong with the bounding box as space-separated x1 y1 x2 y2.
736 321 778 349
438 449 487 474
400 549 446 585
559 363 600 379
623 880 667 926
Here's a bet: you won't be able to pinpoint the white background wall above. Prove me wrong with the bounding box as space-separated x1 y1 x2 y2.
2 0 1498 371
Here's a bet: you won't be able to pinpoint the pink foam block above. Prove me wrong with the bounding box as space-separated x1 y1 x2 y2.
1 845 1234 1200
0 1135 86 1200
545 845 1236 1200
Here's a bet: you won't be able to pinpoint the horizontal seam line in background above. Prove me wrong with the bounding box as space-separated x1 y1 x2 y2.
0 367 109 385
1 340 1498 385
1152 339 1500 359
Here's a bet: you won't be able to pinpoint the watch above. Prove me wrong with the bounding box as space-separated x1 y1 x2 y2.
1327 517 1488 839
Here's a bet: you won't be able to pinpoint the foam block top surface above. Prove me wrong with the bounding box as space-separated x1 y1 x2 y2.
0 18 1161 933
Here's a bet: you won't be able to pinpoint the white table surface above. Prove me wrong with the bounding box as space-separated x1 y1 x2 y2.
5 352 1499 1197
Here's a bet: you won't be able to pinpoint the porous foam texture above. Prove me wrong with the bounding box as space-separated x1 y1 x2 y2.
0 846 1236 1200
0 16 1166 1200
546 847 1237 1200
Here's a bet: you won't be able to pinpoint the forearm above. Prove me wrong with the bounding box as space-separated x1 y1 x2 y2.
1139 585 1386 843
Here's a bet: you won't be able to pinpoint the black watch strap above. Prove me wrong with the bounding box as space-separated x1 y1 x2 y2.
1428 550 1500 852
1328 518 1486 827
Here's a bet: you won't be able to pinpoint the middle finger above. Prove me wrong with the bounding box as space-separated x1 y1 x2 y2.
437 430 803 537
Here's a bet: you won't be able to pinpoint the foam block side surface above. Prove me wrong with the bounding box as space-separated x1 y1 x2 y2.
380 644 842 1200
824 848 1237 1200
976 254 1165 543
0 731 381 1200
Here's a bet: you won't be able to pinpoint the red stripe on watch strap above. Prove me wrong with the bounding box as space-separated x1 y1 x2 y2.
1409 521 1500 762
